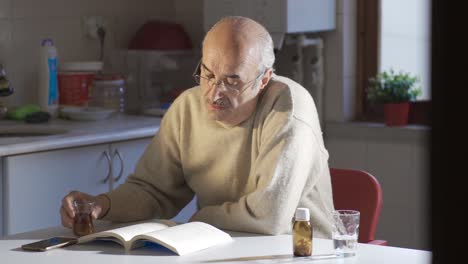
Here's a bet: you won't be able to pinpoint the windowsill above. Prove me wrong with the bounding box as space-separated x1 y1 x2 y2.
324 121 430 143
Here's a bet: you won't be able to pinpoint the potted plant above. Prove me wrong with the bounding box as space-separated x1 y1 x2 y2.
367 69 422 126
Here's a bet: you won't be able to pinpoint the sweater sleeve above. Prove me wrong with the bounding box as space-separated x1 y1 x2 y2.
191 112 327 235
102 96 194 222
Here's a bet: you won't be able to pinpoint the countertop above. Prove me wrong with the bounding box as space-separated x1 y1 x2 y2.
0 114 161 156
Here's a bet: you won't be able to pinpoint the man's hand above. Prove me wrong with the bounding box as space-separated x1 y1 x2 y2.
60 191 110 228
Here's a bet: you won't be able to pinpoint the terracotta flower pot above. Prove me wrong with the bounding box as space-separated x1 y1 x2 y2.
383 102 410 126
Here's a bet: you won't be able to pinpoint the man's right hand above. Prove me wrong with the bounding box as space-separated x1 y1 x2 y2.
60 191 110 229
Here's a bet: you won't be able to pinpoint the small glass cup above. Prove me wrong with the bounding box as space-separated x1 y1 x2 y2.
332 210 360 257
73 200 95 236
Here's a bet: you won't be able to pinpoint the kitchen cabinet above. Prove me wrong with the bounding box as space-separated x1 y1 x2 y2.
109 139 151 189
2 138 151 236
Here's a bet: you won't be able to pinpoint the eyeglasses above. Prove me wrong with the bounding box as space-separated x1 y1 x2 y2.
193 60 265 96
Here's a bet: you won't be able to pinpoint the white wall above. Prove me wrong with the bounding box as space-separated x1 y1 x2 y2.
322 0 357 122
0 0 176 106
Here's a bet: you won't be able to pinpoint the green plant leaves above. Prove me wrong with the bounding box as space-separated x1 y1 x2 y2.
367 69 422 103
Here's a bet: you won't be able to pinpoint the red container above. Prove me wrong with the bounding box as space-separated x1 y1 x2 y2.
383 102 410 126
58 72 95 106
57 61 103 106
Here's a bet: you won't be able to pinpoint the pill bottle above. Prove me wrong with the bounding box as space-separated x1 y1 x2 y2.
293 207 313 257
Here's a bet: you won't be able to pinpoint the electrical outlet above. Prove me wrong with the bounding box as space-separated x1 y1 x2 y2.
82 16 107 39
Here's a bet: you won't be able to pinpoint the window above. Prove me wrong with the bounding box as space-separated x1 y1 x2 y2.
356 0 431 124
380 0 431 100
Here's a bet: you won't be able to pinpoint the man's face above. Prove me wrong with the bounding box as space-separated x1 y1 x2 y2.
200 41 265 125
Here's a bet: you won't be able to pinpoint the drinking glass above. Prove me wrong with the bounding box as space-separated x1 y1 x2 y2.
332 210 360 257
73 200 95 236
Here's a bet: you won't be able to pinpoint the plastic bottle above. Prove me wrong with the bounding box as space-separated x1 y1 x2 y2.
38 38 59 117
293 208 313 257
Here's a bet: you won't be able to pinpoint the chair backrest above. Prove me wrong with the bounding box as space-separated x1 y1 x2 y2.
330 168 383 243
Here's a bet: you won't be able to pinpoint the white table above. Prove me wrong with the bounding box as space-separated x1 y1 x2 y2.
0 223 431 264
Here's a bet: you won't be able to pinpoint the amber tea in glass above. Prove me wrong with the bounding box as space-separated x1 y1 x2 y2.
73 200 95 236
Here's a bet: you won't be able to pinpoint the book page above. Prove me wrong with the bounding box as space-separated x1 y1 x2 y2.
131 222 233 255
78 219 176 246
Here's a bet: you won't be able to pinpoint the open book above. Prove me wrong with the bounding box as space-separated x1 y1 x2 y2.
77 220 233 255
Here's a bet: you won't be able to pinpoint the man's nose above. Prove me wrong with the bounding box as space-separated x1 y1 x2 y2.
212 88 225 102
211 80 229 93
209 81 228 98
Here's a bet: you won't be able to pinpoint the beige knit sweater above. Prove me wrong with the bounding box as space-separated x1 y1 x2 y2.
104 75 334 238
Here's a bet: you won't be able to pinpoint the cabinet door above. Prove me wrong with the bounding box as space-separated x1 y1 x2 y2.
3 144 110 235
109 138 152 189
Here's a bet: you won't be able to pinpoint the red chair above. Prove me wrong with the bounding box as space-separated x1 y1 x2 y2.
330 168 388 246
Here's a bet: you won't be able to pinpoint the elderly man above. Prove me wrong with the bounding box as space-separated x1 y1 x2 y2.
61 16 334 237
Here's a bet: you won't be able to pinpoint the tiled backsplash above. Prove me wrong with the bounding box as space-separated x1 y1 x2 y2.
0 0 175 106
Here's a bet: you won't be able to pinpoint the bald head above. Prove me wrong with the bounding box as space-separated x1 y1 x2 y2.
203 16 275 71
198 17 275 126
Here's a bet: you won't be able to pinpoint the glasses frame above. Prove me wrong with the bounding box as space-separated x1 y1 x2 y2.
193 60 266 96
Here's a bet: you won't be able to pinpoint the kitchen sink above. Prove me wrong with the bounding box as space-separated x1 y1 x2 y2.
0 126 68 137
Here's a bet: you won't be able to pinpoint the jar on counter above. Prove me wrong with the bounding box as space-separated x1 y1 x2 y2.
57 61 103 106
89 75 125 113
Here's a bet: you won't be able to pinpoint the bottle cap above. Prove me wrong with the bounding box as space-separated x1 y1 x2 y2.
295 208 310 221
41 38 54 46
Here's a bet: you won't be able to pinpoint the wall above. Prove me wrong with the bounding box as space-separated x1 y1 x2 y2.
174 0 204 51
0 0 175 106
320 0 357 122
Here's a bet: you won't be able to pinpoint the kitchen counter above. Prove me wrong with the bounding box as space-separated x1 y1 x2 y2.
0 114 161 156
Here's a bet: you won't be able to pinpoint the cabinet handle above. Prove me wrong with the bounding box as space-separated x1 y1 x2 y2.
100 151 112 184
114 149 125 182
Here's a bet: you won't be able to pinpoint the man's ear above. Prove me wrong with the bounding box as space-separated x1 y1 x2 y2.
259 68 273 90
